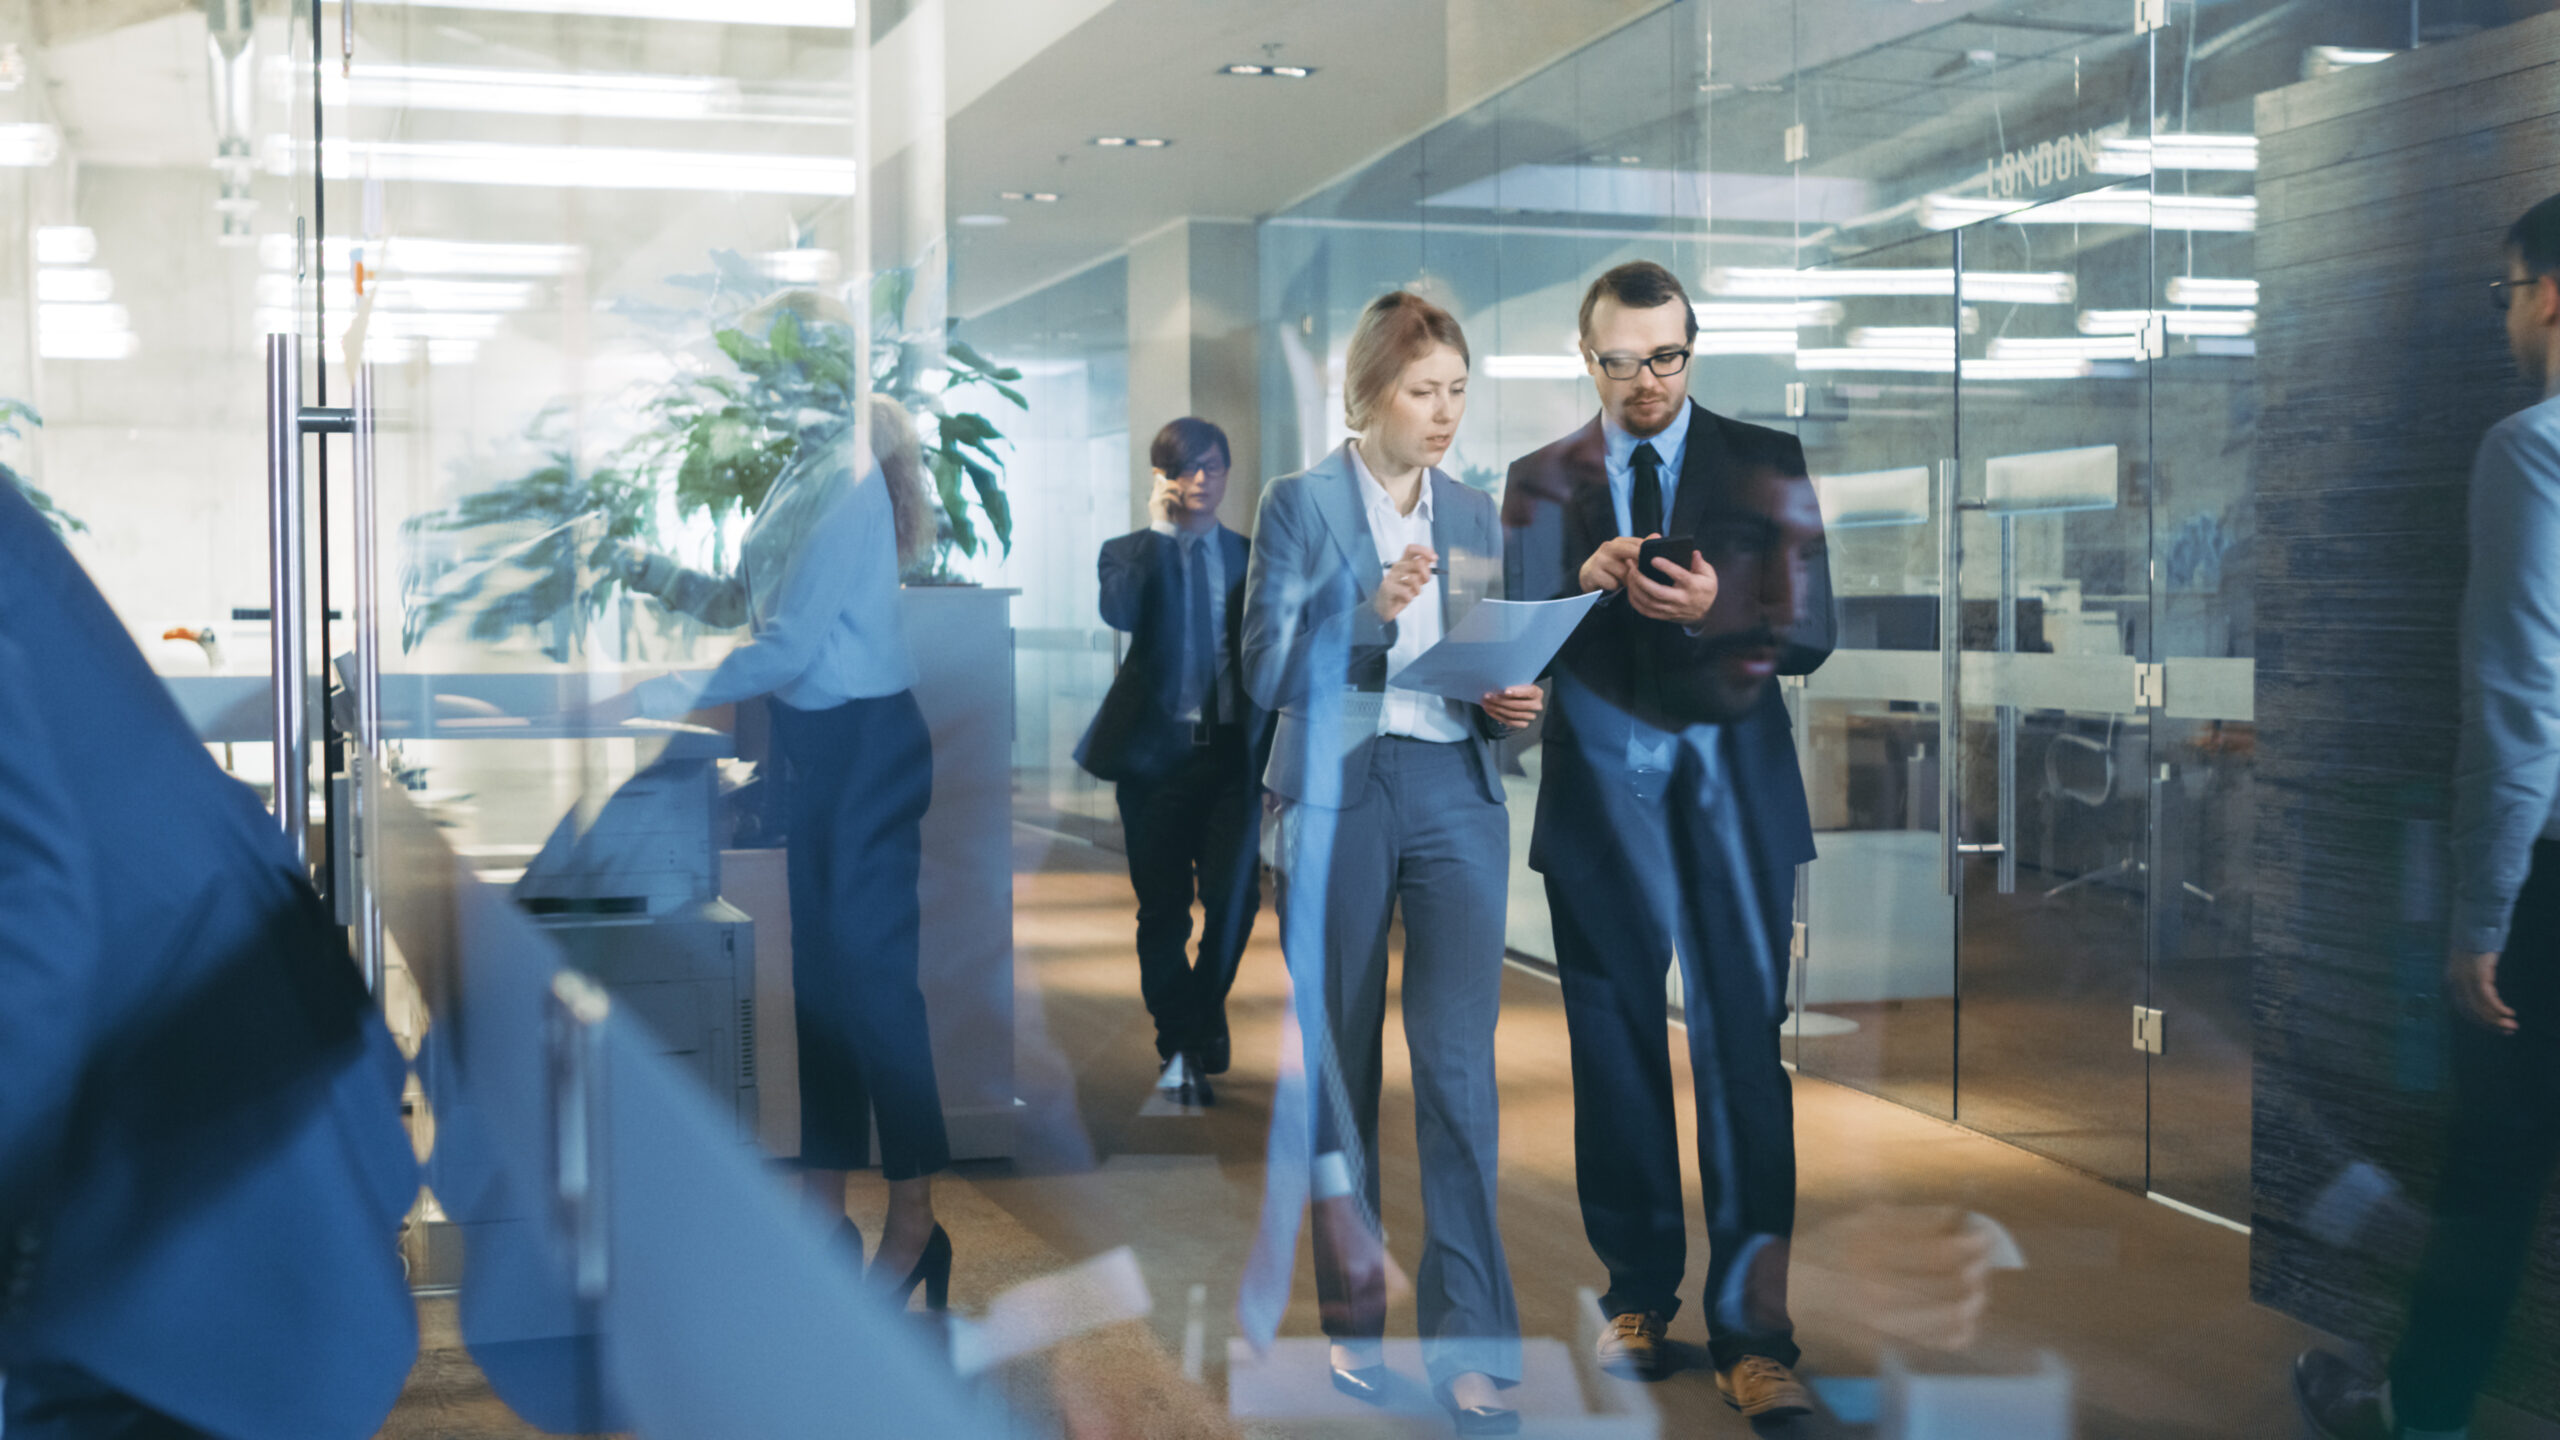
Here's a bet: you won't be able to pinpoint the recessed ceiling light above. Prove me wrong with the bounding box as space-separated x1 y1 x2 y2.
999 190 1061 203
1090 136 1171 148
956 213 1008 228
1219 63 1315 78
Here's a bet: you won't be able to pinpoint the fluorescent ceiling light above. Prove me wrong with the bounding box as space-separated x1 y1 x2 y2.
1968 357 2097 380
1691 331 1800 356
40 302 130 335
2306 46 2395 75
1987 334 2148 362
1484 355 1586 379
37 268 113 303
428 339 481 366
1695 300 1842 329
304 60 848 124
1220 63 1316 78
757 249 840 283
40 330 137 360
2094 133 2258 174
256 274 538 311
1796 349 1952 374
1920 190 2256 232
999 190 1060 203
1706 267 2075 305
259 233 586 277
0 123 60 167
285 137 859 195
360 0 853 27
35 227 97 265
956 214 1007 227
2166 276 2257 308
1090 136 1171 148
1847 326 1956 353
1426 164 1869 225
2080 307 2255 338
257 305 506 342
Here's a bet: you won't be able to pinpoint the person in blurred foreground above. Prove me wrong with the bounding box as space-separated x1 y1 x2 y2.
1077 417 1268 1106
0 482 420 1439
2296 193 2560 1440
1503 260 1834 1421
1243 291 1543 1435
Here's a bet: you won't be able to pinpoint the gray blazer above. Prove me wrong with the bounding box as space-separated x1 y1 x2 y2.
1242 442 1508 807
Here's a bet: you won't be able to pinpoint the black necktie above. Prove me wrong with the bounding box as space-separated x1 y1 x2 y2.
1178 536 1213 721
1630 442 1664 538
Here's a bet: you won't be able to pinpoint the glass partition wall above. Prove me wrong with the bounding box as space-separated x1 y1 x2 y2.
1251 0 2333 1223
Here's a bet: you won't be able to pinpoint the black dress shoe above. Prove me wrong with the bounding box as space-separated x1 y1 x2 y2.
1329 1362 1389 1405
1197 1034 1231 1076
1180 1052 1215 1106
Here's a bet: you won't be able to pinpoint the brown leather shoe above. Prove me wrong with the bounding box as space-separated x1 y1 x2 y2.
1716 1356 1814 1419
2294 1349 2396 1440
1594 1309 1670 1380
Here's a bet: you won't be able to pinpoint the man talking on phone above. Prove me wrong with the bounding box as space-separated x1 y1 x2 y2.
1503 260 1834 1420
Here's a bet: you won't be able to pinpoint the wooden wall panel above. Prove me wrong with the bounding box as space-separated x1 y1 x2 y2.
2252 10 2560 1414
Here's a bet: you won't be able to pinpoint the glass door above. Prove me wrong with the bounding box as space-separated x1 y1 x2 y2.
1949 191 2157 1189
1789 228 1960 1121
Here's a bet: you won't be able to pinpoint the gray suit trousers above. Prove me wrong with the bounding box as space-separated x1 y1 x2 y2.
1273 734 1520 1385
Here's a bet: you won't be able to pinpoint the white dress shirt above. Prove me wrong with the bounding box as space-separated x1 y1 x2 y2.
1350 445 1471 744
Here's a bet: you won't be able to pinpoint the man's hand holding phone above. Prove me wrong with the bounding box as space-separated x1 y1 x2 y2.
1628 535 1717 626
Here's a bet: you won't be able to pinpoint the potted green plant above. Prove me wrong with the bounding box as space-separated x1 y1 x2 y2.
401 250 1026 655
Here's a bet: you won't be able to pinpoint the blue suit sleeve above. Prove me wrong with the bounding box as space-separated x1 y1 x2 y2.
1097 532 1161 634
0 630 96 1229
2450 416 2560 954
1241 478 1394 713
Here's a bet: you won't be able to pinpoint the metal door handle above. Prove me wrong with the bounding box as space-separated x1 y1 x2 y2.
1938 458 1962 896
350 361 384 994
265 336 311 867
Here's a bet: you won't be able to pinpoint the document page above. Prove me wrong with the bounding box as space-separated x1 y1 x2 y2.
1386 590 1604 701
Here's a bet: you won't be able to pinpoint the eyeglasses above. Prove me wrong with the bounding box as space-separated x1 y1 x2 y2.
2491 274 2550 312
1589 347 1693 381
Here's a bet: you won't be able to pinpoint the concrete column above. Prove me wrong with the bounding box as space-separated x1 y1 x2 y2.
1125 218 1260 534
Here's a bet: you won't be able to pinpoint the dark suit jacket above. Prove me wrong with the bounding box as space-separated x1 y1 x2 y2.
1075 524 1270 784
0 485 420 1437
1502 402 1836 874
1243 443 1512 808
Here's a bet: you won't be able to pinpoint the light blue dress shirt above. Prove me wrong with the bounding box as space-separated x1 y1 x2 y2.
2450 391 2560 953
1603 398 1694 540
1598 401 1721 787
631 456 918 714
1151 519 1235 723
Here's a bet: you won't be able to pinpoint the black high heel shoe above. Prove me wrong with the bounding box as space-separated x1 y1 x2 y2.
870 1224 952 1311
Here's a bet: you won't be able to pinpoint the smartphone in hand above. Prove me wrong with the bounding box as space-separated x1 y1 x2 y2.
1637 534 1700 579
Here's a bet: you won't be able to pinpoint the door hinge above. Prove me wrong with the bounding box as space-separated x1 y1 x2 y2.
2135 0 2168 33
1784 381 1808 418
2135 661 2166 709
2132 1005 2166 1054
1783 124 1809 164
1790 921 1808 962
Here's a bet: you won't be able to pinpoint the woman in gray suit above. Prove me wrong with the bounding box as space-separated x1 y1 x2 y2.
1241 291 1542 1434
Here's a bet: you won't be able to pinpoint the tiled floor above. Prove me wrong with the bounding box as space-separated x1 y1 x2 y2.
379 818 2560 1438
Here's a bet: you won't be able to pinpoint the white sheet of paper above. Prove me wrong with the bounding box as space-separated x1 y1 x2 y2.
1386 590 1604 702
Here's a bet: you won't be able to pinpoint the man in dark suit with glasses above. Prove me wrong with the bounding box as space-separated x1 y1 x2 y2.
1077 417 1268 1105
1504 260 1834 1422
